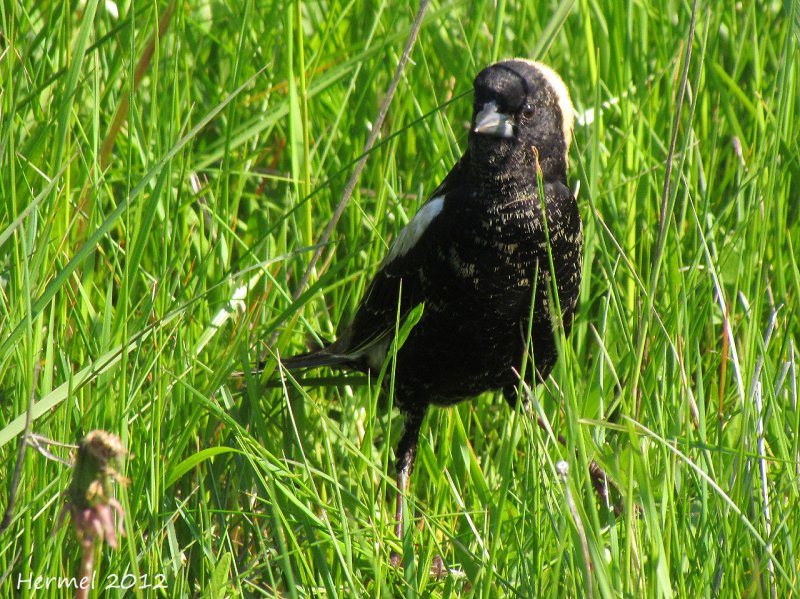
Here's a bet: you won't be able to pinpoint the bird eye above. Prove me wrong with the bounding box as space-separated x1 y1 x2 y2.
522 102 535 118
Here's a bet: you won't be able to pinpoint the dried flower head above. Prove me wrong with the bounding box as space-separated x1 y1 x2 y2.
60 430 128 550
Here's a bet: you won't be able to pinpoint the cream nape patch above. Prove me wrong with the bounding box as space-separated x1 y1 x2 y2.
512 58 575 149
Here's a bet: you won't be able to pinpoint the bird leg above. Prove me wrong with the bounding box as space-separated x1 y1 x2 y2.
534 416 621 513
388 410 463 579
504 384 622 513
393 469 409 542
389 410 423 567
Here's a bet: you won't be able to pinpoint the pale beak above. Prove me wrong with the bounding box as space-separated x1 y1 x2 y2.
472 101 514 138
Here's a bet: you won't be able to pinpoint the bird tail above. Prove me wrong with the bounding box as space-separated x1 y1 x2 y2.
279 347 355 370
277 333 364 371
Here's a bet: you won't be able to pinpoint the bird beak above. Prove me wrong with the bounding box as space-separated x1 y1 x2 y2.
472 101 514 138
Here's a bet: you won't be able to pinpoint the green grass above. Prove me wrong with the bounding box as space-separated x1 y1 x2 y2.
2 0 799 596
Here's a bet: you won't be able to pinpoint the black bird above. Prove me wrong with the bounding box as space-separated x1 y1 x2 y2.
282 59 581 559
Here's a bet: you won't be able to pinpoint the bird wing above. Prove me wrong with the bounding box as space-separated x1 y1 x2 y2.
332 156 468 369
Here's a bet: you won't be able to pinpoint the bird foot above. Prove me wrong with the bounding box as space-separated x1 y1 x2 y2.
389 550 464 580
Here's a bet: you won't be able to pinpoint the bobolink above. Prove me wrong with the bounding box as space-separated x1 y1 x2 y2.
282 59 581 559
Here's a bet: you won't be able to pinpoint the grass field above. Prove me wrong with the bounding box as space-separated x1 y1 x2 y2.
2 0 800 596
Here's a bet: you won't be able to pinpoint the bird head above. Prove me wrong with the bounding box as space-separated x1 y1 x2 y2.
469 59 574 182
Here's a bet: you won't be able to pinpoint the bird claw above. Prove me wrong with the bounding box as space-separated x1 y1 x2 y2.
389 550 464 580
430 554 466 579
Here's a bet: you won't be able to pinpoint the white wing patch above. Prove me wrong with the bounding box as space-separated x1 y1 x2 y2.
384 196 445 263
